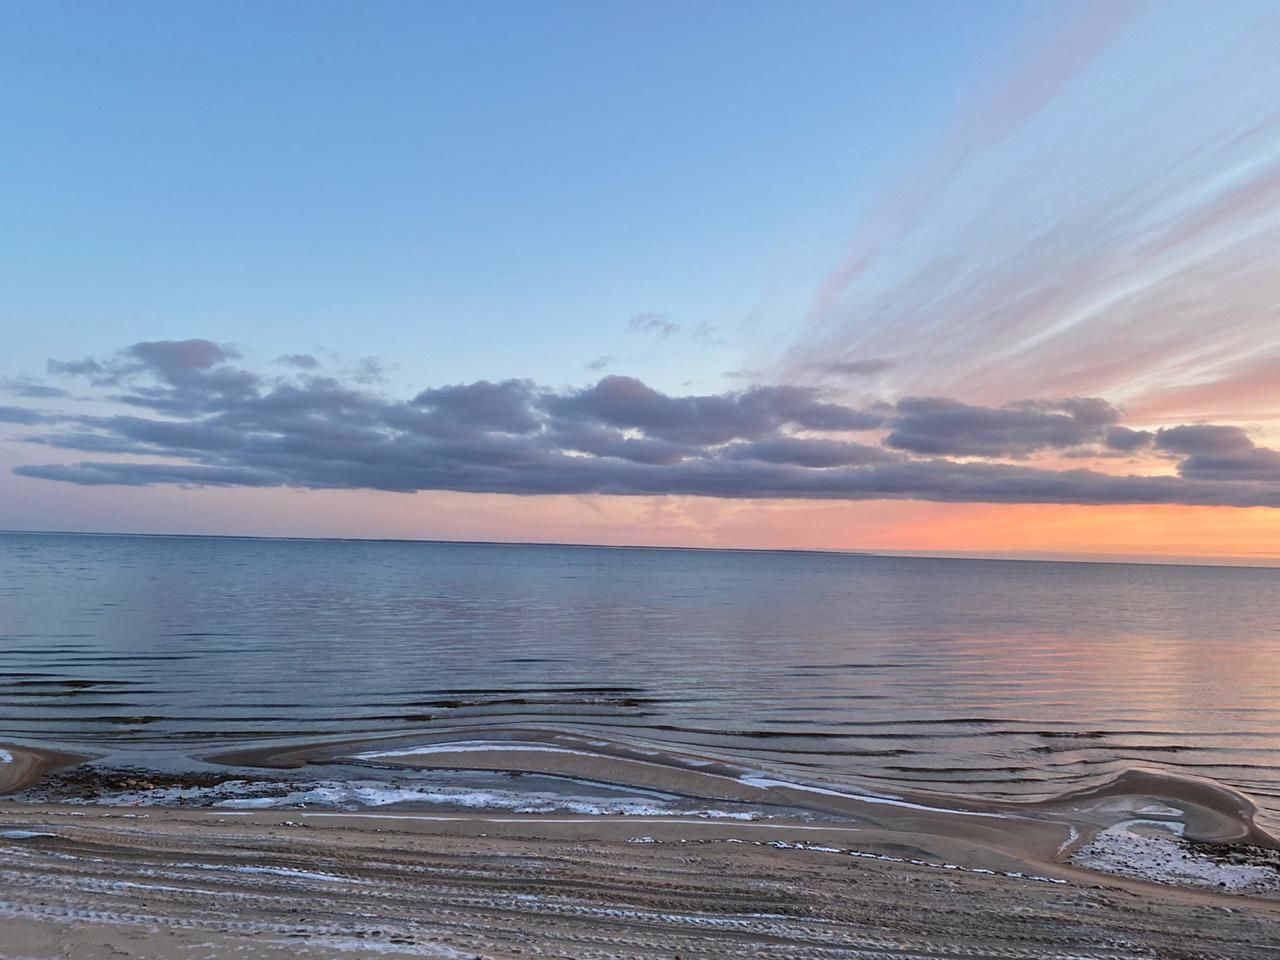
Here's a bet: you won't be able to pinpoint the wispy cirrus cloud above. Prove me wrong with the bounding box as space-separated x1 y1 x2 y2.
785 1 1280 440
807 0 1148 318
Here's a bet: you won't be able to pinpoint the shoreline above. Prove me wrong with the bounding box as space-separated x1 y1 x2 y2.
7 733 1280 904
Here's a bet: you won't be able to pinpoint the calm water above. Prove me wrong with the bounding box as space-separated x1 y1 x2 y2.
3 531 1279 819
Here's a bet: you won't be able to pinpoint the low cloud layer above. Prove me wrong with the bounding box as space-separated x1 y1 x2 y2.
886 397 1124 459
4 339 1280 508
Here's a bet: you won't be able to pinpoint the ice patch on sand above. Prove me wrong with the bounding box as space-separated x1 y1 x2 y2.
219 783 756 819
57 776 760 819
1071 820 1280 895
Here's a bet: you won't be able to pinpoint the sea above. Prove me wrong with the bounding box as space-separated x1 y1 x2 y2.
3 530 1279 827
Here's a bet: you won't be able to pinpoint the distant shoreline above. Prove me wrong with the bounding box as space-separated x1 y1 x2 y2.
4 527 1278 571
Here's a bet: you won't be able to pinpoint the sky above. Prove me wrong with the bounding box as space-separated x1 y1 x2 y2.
3 0 1280 561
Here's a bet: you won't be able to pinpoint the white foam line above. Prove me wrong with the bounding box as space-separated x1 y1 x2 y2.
737 775 1011 819
352 750 1013 822
353 742 591 760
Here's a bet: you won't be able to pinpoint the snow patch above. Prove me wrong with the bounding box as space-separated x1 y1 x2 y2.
53 775 760 820
1071 820 1280 895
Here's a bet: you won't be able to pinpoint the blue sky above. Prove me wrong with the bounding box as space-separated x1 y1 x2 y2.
4 0 1029 392
4 0 1280 557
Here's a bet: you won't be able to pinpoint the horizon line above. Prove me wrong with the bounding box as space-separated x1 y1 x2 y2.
3 527 1279 572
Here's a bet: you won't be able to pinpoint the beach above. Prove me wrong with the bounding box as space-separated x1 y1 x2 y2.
6 736 1280 958
4 798 1280 959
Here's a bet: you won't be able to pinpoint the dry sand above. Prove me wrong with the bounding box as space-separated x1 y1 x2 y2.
3 802 1280 959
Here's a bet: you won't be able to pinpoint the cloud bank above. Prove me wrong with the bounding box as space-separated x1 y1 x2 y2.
3 339 1280 508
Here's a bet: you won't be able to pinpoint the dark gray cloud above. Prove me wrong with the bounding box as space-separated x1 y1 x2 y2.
410 380 543 435
548 376 884 445
47 339 255 402
886 396 1121 458
128 339 235 373
724 436 894 468
13 340 1280 507
586 355 616 372
16 453 1280 508
550 423 696 466
1104 425 1154 453
1156 424 1253 456
17 461 280 487
1158 425 1280 482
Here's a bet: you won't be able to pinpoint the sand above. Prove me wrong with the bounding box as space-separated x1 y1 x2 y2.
0 741 87 796
4 801 1280 959
6 734 1280 958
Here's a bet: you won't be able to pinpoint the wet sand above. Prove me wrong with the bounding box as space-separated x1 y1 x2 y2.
0 741 89 794
4 801 1280 959
221 728 1280 850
